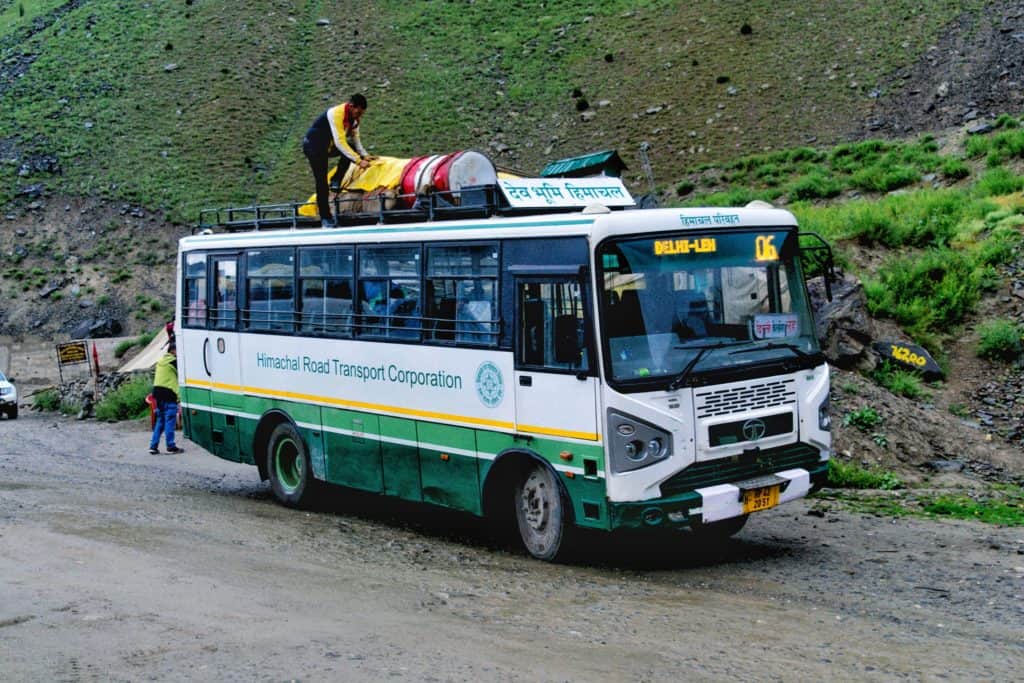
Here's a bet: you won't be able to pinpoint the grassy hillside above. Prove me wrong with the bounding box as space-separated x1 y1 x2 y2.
0 0 990 222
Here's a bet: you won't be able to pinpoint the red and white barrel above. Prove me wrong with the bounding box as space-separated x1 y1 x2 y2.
398 155 432 208
432 151 497 203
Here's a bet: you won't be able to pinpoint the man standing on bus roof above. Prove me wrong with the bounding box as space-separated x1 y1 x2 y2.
302 93 377 227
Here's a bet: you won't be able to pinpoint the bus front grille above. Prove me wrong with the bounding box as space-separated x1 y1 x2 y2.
695 379 796 419
659 443 821 497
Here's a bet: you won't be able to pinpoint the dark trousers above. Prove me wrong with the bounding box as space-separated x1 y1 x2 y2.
303 137 351 223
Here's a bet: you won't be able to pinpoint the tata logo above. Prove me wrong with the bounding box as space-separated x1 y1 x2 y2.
742 418 767 442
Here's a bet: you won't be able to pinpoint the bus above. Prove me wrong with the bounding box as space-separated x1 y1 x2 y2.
177 181 833 561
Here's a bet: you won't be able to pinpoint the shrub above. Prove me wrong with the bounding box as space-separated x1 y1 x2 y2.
995 113 1021 129
940 158 970 180
827 459 903 490
851 164 920 193
974 167 1024 197
95 376 151 422
114 339 135 358
842 406 882 431
33 388 61 412
788 172 842 201
865 249 981 341
675 180 694 196
976 319 1024 361
870 361 927 399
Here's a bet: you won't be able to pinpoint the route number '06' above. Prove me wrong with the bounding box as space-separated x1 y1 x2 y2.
890 344 927 367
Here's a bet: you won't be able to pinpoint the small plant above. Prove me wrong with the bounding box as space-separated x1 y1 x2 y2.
870 361 928 399
948 403 969 417
976 319 1024 361
95 376 151 422
827 459 903 490
870 432 889 449
940 158 970 180
33 388 61 412
838 380 859 395
114 339 136 358
842 406 882 431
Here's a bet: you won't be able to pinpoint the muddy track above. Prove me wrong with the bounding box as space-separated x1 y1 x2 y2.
1 412 1022 680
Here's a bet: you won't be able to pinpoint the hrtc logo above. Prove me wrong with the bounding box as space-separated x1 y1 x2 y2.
475 361 504 408
755 235 778 261
742 418 767 442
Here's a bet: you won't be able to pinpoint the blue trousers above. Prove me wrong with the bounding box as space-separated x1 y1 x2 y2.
150 400 178 450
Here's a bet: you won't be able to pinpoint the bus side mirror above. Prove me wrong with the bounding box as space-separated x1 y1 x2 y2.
799 232 835 302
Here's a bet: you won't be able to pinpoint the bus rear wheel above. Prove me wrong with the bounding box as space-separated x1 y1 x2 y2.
266 422 316 508
515 462 572 562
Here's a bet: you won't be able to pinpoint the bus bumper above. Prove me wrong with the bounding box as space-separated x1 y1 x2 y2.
607 461 829 531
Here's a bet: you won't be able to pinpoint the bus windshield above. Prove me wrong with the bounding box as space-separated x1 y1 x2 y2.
598 229 818 385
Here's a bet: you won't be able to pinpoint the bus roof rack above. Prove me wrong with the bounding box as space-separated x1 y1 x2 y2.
196 184 572 234
195 179 634 234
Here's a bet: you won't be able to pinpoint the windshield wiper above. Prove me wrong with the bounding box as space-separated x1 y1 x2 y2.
728 341 809 358
667 341 740 391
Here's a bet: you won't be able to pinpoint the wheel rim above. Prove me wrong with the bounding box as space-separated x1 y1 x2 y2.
521 470 552 533
274 437 303 493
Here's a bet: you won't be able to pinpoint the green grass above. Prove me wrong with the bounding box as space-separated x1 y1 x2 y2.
921 486 1024 526
827 459 903 490
32 387 60 412
976 319 1024 361
816 485 1024 526
94 376 151 422
0 1 993 220
870 361 928 399
842 406 883 431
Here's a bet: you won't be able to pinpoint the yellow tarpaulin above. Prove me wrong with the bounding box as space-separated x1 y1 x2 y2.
299 156 410 217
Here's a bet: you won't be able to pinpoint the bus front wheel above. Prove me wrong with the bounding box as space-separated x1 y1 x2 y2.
515 463 572 562
266 422 316 508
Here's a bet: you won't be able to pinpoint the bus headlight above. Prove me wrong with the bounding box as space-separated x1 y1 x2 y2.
818 396 831 431
608 410 672 474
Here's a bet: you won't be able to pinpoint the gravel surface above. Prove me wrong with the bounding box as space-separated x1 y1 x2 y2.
1 412 1023 681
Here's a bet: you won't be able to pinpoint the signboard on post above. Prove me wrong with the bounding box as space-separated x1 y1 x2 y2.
57 341 88 366
56 340 89 385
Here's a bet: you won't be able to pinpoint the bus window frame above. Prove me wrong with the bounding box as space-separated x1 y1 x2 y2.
423 241 501 348
512 272 595 377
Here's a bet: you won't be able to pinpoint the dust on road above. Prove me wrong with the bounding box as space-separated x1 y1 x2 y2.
1 412 1022 681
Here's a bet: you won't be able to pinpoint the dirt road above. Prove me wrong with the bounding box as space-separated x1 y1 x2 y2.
1 412 1022 681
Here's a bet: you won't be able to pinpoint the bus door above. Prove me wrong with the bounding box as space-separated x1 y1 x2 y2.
203 253 242 461
513 274 599 444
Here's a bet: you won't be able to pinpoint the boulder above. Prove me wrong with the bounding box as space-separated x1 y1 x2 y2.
806 271 876 369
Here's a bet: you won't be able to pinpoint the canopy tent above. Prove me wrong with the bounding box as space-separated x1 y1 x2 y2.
117 327 170 374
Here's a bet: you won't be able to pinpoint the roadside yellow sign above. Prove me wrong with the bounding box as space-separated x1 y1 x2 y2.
56 341 88 366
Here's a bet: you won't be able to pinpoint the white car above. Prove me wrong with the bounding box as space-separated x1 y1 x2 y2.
0 370 17 419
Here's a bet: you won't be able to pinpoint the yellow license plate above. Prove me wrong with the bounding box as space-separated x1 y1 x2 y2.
742 485 780 514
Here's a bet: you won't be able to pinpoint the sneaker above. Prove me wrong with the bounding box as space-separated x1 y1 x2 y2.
149 447 160 455
166 446 185 454
320 218 335 228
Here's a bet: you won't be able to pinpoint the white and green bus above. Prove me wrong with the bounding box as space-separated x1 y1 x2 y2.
178 181 833 560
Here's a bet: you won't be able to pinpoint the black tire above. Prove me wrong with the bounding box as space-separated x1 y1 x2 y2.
690 514 748 541
266 422 316 508
8 406 16 419
515 462 574 562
